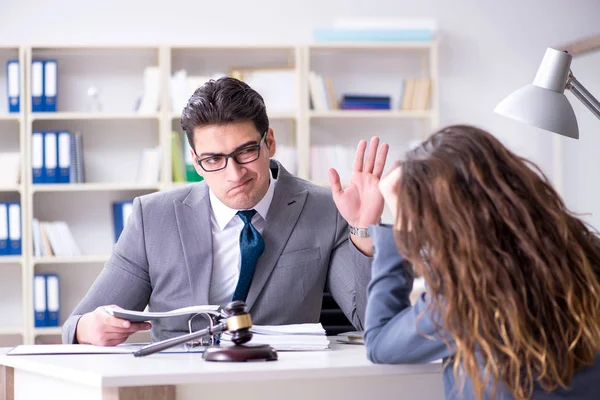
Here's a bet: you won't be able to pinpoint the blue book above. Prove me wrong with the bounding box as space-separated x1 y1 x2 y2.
31 131 45 184
0 203 7 256
45 273 60 327
43 132 58 184
57 131 72 183
7 202 21 255
30 59 44 112
6 60 20 113
112 200 134 243
33 274 47 327
43 60 58 112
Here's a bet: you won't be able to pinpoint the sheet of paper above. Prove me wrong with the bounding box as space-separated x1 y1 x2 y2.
250 323 326 335
105 305 220 322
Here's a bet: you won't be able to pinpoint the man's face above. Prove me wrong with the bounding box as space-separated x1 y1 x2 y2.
191 121 276 210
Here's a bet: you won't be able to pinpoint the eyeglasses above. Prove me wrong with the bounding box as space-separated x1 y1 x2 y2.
194 133 266 172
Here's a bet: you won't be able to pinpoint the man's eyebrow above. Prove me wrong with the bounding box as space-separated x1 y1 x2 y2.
199 139 259 157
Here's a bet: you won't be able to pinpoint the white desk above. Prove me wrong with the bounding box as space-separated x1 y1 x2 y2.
0 342 443 400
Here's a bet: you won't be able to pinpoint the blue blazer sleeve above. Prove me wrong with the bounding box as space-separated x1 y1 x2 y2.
364 224 454 364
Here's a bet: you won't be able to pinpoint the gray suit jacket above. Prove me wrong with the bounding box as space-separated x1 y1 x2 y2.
63 160 372 344
364 224 600 400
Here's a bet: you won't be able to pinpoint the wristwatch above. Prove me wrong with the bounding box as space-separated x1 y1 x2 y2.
349 225 370 237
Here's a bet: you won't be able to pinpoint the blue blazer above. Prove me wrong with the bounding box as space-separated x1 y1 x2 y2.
364 224 600 400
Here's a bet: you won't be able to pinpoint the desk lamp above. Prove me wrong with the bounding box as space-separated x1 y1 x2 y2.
494 47 600 138
133 301 278 361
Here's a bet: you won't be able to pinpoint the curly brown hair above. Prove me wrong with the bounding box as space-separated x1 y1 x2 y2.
394 124 600 399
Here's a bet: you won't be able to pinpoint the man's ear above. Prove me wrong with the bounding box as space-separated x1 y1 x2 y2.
265 128 276 158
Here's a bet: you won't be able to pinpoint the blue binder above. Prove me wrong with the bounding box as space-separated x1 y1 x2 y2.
7 202 21 255
43 132 58 183
0 203 7 256
43 60 57 112
33 273 47 327
31 131 45 184
57 131 72 183
45 273 60 326
31 59 44 112
112 200 134 243
6 60 20 113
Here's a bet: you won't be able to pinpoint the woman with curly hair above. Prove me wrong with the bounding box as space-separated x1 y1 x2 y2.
364 125 600 399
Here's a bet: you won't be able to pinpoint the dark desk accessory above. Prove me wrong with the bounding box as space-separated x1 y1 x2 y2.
133 300 278 362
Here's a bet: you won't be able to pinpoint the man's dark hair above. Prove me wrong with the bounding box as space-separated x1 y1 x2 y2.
180 76 269 152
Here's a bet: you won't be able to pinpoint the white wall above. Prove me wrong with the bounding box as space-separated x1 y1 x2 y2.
1 0 599 228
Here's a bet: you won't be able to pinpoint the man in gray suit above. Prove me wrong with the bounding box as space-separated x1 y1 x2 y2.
63 76 389 346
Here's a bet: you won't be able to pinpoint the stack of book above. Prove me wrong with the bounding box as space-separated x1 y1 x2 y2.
221 323 330 351
340 94 391 110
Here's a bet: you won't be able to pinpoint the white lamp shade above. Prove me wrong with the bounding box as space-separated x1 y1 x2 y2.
494 83 579 139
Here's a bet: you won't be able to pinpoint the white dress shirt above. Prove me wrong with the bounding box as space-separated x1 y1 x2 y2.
208 171 277 308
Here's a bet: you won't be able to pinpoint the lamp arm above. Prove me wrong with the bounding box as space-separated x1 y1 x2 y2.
567 73 600 120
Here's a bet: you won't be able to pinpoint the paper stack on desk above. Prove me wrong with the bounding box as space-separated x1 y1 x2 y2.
221 323 330 351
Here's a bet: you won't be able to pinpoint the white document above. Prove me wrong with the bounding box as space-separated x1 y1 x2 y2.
105 305 220 322
7 343 203 356
250 323 326 335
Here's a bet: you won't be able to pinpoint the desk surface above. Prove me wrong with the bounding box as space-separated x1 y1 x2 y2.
0 342 442 389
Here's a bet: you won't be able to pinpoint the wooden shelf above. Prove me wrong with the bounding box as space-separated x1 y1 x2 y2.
34 327 62 336
33 255 110 265
0 256 23 265
32 183 161 193
0 327 24 336
0 114 20 121
309 110 431 119
30 112 160 121
0 186 23 194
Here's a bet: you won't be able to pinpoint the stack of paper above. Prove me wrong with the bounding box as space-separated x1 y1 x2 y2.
221 323 330 351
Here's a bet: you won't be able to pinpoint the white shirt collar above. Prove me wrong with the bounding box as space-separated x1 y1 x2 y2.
209 168 277 231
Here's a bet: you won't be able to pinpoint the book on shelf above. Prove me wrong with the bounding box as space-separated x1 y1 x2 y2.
171 131 186 182
339 94 391 110
6 59 20 113
112 200 134 243
32 219 81 257
33 273 60 327
0 202 21 256
135 146 162 184
30 59 57 112
171 131 203 184
136 66 161 114
32 130 85 184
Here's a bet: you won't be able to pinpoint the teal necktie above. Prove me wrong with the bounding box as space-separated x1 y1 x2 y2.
232 209 265 302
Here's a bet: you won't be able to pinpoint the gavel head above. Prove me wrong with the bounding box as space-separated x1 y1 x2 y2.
223 300 253 345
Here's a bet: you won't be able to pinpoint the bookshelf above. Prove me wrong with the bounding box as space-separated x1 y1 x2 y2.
0 41 439 345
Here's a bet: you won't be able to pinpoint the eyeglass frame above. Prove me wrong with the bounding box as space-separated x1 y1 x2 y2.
192 131 268 172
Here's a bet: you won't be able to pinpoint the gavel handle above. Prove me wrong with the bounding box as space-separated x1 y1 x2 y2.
133 321 228 357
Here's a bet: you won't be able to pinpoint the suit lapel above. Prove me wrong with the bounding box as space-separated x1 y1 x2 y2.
174 184 213 306
245 169 308 311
